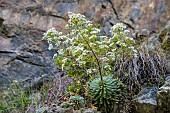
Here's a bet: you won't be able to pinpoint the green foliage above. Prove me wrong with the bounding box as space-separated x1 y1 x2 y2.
60 102 70 108
0 79 52 113
0 81 32 112
0 104 13 113
69 96 84 110
88 76 126 112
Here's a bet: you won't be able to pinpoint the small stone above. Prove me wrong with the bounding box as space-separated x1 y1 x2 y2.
83 108 95 113
133 87 158 113
157 77 170 113
130 7 143 22
54 107 73 113
142 29 150 36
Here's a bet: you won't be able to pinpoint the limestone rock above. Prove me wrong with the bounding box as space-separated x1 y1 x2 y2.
0 0 169 33
0 24 59 87
133 76 170 113
157 76 170 113
83 108 97 113
0 0 170 94
54 107 73 113
0 72 11 86
133 87 158 113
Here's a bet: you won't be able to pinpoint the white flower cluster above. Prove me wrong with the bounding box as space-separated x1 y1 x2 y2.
66 12 92 29
43 28 62 40
86 68 97 74
43 12 138 74
110 23 126 35
110 23 137 57
43 27 63 50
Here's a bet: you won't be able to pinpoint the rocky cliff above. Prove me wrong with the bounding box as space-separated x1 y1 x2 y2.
0 0 169 86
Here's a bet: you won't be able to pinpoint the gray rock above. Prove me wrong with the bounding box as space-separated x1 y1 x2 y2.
156 1 166 13
165 75 170 82
133 76 170 113
0 17 4 27
157 76 170 113
23 74 53 93
54 107 73 113
130 7 143 22
73 108 97 113
0 72 11 86
83 108 96 113
0 0 169 33
0 24 59 89
133 87 158 113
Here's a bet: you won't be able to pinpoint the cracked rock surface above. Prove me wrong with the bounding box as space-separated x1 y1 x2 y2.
0 24 58 86
0 0 170 86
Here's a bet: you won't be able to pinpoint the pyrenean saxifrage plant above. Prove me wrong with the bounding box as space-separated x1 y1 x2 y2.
43 12 137 111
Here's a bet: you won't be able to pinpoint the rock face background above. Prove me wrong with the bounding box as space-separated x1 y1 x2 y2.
0 0 170 85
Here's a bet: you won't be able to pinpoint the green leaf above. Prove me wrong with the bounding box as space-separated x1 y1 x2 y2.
88 76 126 112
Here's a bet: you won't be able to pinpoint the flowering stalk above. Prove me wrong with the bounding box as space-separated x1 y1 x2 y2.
42 12 137 94
82 36 103 81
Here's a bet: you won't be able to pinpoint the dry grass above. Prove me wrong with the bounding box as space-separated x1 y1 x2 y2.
114 43 166 95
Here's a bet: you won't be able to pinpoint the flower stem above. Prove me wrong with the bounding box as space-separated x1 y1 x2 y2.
82 37 103 82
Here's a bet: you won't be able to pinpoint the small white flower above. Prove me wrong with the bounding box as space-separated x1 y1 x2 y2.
48 43 53 50
65 24 69 29
79 61 86 66
82 50 90 55
129 46 134 49
112 48 116 52
89 36 95 40
101 57 109 62
109 43 114 47
96 41 102 45
59 35 66 40
87 69 92 74
129 37 134 41
55 41 61 46
61 64 64 71
134 53 138 57
90 28 100 34
53 53 58 59
13 80 18 83
100 36 107 39
133 49 137 53
76 55 83 61
104 65 111 70
90 43 96 46
121 42 127 47
58 49 64 55
99 45 109 49
110 23 127 35
47 38 52 42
